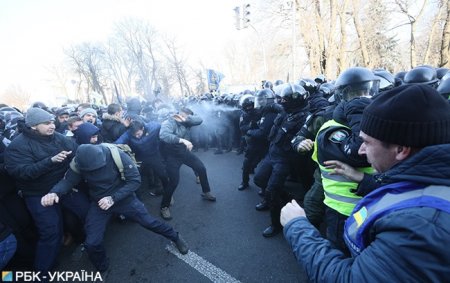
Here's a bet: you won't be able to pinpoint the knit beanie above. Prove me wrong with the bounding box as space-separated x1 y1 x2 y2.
25 107 55 127
360 84 450 147
80 108 97 118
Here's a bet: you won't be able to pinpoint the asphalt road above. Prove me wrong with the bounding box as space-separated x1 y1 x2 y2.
58 150 309 283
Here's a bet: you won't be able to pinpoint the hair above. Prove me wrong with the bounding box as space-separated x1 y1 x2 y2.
129 120 145 135
67 116 82 127
107 103 122 115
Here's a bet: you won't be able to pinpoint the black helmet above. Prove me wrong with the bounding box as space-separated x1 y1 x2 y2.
437 78 450 100
239 94 255 111
274 79 284 86
31 101 49 111
314 74 327 84
263 81 273 90
254 88 275 109
277 83 309 110
373 69 395 91
441 70 450 81
335 67 379 101
319 82 335 98
298 78 319 94
436 68 450 80
403 67 438 87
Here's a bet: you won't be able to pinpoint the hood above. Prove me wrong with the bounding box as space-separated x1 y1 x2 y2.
102 113 121 123
73 122 99 145
75 144 107 171
377 143 450 186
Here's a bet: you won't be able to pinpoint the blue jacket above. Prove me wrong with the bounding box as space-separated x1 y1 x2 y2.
115 121 161 163
283 143 450 282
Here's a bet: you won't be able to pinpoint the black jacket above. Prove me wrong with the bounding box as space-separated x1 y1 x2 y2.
5 128 78 197
101 114 127 143
51 147 141 203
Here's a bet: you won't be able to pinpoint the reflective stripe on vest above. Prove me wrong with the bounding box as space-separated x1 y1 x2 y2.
344 182 450 257
312 120 372 216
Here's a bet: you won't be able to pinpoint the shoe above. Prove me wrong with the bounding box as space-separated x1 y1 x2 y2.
236 149 244 155
71 243 85 262
196 176 200 184
214 149 223 154
149 191 162 197
174 234 189 255
262 225 281 238
255 200 269 211
238 183 249 191
201 192 216 202
160 207 172 220
99 269 110 282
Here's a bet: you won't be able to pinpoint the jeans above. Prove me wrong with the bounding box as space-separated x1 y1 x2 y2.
84 195 178 271
0 233 17 269
161 151 211 208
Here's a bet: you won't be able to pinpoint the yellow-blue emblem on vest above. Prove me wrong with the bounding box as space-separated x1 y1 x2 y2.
353 206 368 227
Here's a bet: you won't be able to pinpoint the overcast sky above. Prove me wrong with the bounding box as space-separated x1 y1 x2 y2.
0 0 240 102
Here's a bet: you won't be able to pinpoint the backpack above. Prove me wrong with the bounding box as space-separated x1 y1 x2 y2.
70 143 140 181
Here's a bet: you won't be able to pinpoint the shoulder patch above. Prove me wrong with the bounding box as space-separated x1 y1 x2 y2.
328 130 349 143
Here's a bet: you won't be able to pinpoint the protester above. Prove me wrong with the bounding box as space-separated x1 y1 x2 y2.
4 107 89 275
41 144 189 275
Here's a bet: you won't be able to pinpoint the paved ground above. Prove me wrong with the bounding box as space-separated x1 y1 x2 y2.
58 150 310 283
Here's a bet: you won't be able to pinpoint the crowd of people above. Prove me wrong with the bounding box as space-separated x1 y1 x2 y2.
1 64 450 282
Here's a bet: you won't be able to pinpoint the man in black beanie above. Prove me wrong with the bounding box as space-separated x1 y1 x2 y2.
280 84 450 282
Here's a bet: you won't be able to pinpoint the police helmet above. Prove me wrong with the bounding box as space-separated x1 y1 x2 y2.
277 83 309 110
298 78 319 95
436 68 450 80
335 67 379 101
239 94 255 111
263 81 273 90
314 74 327 84
319 82 335 98
274 80 284 86
403 67 438 87
437 78 450 100
254 88 275 109
373 69 395 91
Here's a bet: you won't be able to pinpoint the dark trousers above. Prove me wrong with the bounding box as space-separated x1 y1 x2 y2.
325 207 350 256
161 151 211 208
254 155 291 228
303 168 325 229
241 147 266 185
85 195 178 271
0 233 17 269
143 156 169 191
24 191 89 273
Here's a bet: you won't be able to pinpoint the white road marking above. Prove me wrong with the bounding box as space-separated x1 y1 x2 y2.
166 244 241 283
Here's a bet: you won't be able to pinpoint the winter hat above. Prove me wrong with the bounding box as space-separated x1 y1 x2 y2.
361 84 450 147
80 108 97 118
25 107 55 127
75 144 107 171
73 122 100 145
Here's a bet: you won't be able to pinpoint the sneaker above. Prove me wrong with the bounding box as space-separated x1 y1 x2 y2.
174 234 189 255
71 243 85 262
201 192 216 202
238 183 249 191
160 207 172 220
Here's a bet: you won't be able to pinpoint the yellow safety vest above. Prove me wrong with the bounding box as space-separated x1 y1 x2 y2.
312 120 373 216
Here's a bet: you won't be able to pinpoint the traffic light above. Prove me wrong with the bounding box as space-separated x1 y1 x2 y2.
233 6 241 30
242 4 250 28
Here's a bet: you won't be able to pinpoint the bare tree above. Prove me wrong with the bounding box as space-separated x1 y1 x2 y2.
65 43 109 104
163 36 193 97
1 85 32 110
394 0 429 68
440 0 450 67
